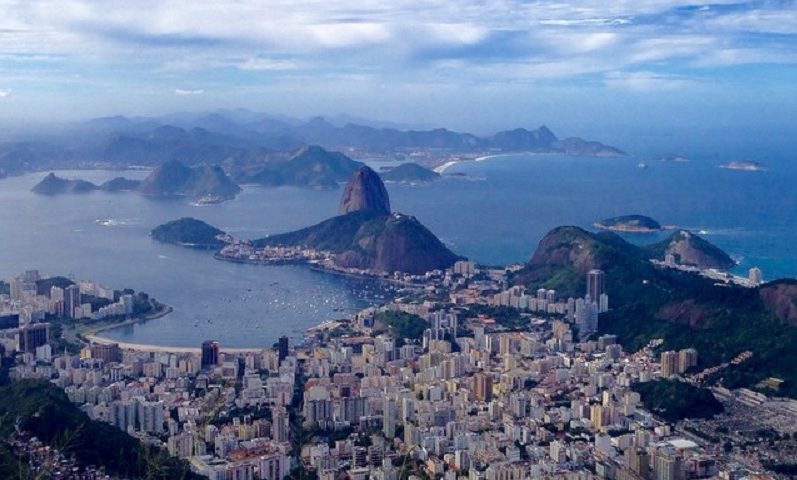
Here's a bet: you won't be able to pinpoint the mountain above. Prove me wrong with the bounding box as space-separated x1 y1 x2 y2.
99 176 141 191
646 230 736 269
594 214 662 233
31 172 97 194
759 279 797 326
380 163 441 183
137 160 241 202
151 217 226 249
516 225 797 398
255 166 460 274
0 380 198 479
339 166 391 215
240 145 364 189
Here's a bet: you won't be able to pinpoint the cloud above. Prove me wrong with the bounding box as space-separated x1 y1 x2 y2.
238 58 301 71
604 71 692 91
0 89 9 98
174 88 203 95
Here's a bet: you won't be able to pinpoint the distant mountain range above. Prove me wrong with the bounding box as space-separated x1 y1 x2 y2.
0 110 625 178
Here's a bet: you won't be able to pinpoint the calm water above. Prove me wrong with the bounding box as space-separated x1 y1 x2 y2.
1 154 796 347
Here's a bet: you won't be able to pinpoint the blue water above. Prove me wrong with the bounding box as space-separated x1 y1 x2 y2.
1 154 796 347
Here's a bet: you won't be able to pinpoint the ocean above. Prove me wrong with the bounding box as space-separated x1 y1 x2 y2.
1 154 795 347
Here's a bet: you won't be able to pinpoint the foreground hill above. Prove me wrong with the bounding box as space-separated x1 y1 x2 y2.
137 160 241 202
515 226 797 397
0 380 198 479
646 230 736 269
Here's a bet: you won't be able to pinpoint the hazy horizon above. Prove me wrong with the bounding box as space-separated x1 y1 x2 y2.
0 0 795 148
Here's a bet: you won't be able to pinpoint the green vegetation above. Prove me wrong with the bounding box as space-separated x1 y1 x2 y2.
465 304 530 330
151 217 225 249
632 379 724 422
380 163 440 183
518 226 797 398
594 214 661 232
375 311 428 345
0 380 200 479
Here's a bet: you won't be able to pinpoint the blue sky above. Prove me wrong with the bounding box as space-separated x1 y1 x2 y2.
0 0 796 138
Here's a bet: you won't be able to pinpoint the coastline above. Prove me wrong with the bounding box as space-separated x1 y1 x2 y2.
434 152 528 174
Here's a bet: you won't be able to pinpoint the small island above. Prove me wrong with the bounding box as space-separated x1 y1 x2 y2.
150 217 228 249
380 162 441 184
593 214 662 233
720 160 765 172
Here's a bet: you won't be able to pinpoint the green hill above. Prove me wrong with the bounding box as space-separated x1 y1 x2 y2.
516 226 797 398
0 380 199 479
152 217 226 249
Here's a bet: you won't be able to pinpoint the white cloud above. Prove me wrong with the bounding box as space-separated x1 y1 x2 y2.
0 89 10 98
174 88 203 95
604 71 692 91
238 58 301 71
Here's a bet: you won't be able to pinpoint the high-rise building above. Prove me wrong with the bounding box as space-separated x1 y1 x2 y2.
587 269 606 301
272 407 290 443
17 323 49 353
201 340 220 369
90 343 122 363
277 336 289 362
748 267 762 286
383 397 397 439
473 372 493 402
64 285 81 319
660 351 679 378
677 348 698 373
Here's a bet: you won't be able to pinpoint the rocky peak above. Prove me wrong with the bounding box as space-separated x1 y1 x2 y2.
338 166 391 216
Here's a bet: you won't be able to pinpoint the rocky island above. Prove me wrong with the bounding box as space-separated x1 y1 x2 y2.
153 165 462 275
252 166 461 274
150 217 227 249
380 162 441 183
720 160 765 171
32 173 141 195
593 214 662 233
31 161 239 204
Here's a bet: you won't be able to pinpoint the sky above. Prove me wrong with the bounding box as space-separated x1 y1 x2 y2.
0 0 796 142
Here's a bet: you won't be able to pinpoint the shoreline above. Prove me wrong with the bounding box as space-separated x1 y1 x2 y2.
434 153 525 174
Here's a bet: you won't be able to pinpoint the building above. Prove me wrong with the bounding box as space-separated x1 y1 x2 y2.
587 269 606 302
660 351 679 378
383 398 397 439
17 323 49 353
748 267 762 286
64 285 81 319
473 372 493 402
202 340 220 369
90 343 122 363
0 313 20 330
677 348 698 373
277 336 289 362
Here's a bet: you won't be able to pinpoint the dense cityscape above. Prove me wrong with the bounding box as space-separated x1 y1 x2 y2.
2 254 795 480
